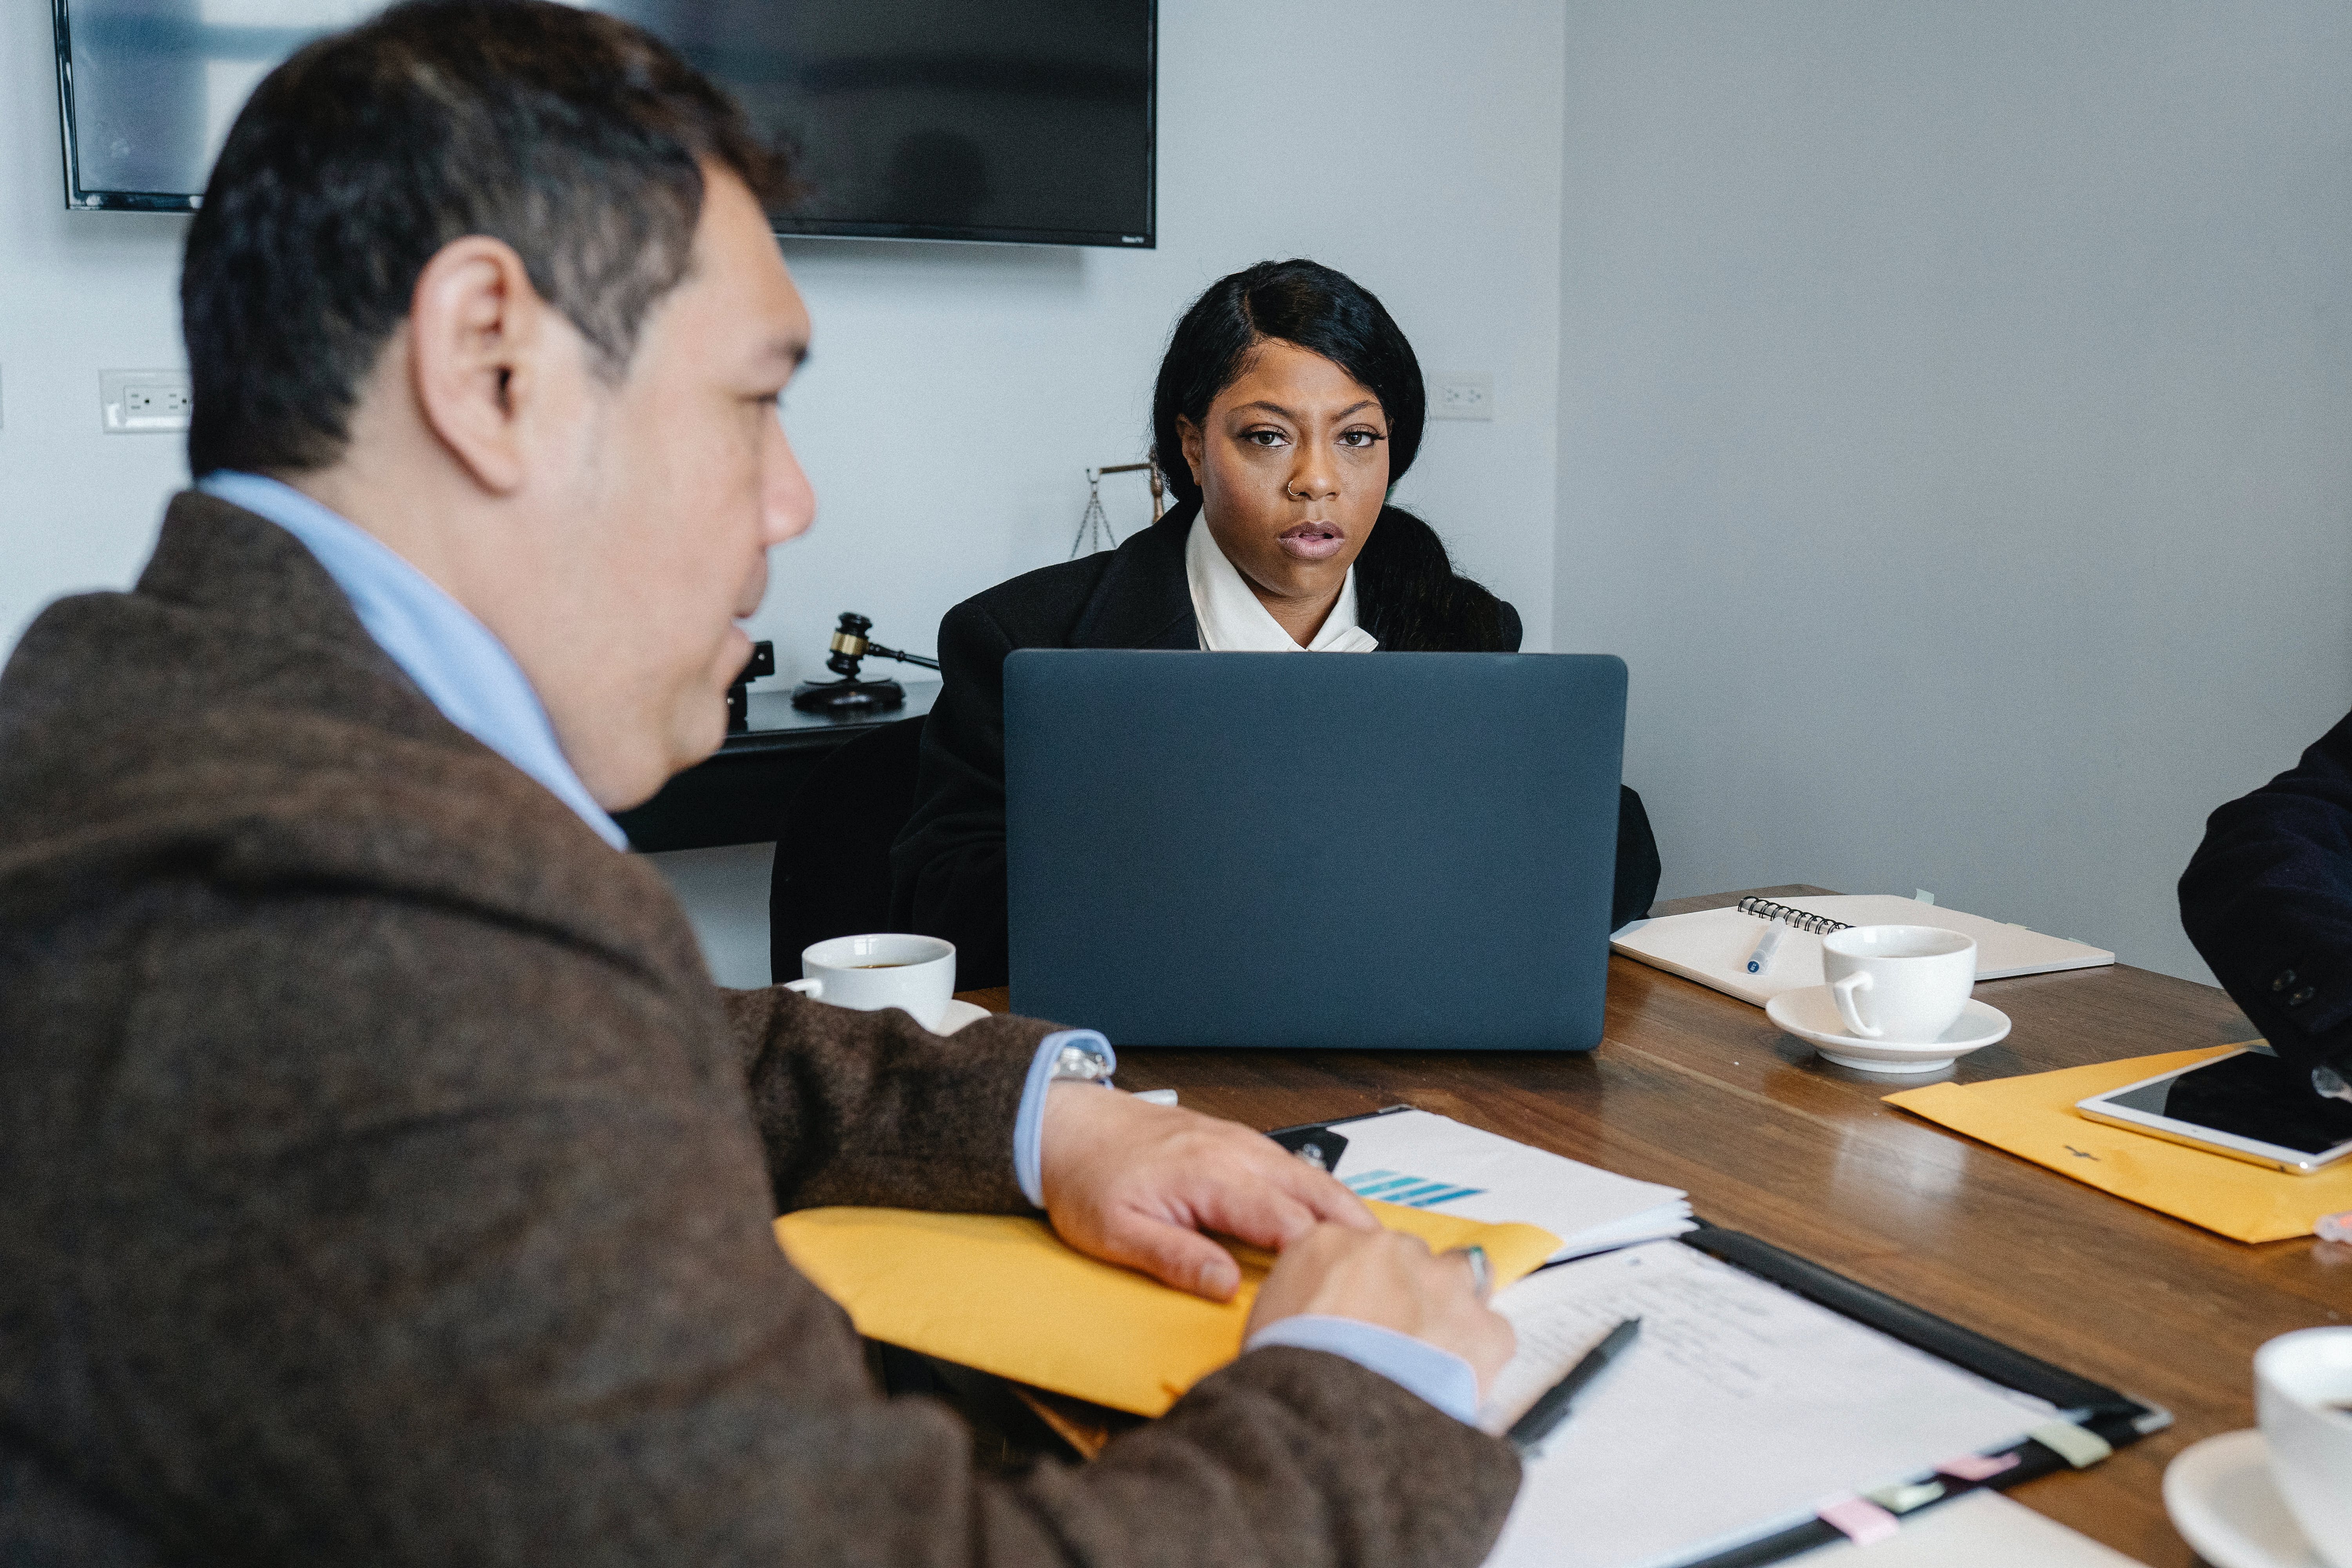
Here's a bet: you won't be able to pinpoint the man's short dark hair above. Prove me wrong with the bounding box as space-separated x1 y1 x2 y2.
181 0 787 478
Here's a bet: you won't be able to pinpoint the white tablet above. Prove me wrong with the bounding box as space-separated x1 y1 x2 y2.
2076 1047 2352 1176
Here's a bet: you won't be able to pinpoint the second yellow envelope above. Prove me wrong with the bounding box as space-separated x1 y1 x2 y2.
1885 1044 2352 1243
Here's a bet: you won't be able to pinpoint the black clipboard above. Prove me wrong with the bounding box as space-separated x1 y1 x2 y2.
1268 1109 2169 1568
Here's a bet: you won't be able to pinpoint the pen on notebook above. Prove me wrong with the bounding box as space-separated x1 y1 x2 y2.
1506 1317 1641 1454
1745 923 1786 975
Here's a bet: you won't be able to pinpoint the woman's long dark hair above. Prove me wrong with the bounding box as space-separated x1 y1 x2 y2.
1149 259 1509 652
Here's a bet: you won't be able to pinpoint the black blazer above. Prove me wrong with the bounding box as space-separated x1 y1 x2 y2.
2180 705 2352 1097
891 510 1663 989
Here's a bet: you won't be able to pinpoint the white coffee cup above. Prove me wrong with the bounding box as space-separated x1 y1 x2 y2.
786 933 956 1032
1821 925 1976 1043
2257 1327 2352 1566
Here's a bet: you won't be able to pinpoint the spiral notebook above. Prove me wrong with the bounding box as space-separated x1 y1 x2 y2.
1610 895 2112 1008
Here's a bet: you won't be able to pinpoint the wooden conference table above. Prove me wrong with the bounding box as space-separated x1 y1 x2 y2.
960 886 2349 1568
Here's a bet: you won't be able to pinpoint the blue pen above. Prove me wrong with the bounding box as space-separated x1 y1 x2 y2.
1745 923 1786 975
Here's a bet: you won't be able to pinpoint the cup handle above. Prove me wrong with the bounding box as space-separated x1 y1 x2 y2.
1830 972 1884 1038
784 978 824 1002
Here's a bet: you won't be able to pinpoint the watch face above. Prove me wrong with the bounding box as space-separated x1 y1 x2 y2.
1054 1044 1110 1081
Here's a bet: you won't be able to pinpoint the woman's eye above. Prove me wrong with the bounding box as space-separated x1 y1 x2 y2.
1340 429 1384 448
1244 429 1285 448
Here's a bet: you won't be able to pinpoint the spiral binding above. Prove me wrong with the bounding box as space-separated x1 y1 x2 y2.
1736 896 1852 936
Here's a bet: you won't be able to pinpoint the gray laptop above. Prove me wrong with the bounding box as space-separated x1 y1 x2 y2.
1003 650 1627 1050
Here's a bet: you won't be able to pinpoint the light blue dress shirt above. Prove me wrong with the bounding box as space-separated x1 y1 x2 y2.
198 471 628 850
200 470 1479 1426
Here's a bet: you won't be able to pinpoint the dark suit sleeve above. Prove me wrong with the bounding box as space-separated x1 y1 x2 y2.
1502 593 1663 927
1613 786 1662 929
2180 707 2352 1089
51 888 1517 1568
722 984 1046 1214
891 598 1018 988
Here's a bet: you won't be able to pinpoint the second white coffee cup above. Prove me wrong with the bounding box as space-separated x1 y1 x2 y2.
787 933 957 1033
1821 924 1976 1043
2257 1327 2352 1567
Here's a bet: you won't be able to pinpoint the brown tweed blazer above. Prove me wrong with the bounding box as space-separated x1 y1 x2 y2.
0 493 1520 1566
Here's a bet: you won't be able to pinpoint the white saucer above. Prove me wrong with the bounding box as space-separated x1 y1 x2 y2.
1763 985 2012 1074
2165 1428 2331 1568
935 998 992 1035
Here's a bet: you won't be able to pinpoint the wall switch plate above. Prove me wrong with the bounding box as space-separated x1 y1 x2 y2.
1430 372 1494 421
101 370 192 434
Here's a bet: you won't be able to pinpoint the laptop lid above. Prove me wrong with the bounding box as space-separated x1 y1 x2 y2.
1004 650 1627 1049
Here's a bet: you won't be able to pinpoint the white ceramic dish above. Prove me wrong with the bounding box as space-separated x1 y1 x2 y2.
1764 985 2011 1073
935 998 991 1035
2164 1428 2330 1568
789 933 957 1030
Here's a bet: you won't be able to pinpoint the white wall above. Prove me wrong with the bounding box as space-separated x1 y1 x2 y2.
0 2 192 645
1558 1 2352 984
1 1 1570 988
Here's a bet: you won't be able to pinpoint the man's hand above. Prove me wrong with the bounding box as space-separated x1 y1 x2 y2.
1247 1224 1517 1398
1039 1083 1375 1300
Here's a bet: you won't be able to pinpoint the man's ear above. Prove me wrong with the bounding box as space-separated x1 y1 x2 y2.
407 236 547 495
1176 414 1206 488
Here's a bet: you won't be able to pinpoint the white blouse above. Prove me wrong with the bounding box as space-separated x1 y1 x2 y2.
1183 515 1380 654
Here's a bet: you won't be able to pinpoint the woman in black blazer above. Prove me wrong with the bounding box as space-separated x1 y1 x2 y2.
891 260 1660 987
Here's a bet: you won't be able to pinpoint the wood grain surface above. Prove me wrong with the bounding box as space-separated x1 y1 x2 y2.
961 887 2352 1565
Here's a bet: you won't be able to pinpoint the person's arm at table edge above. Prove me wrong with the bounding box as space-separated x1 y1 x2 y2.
725 984 1046 1214
2180 706 2352 1092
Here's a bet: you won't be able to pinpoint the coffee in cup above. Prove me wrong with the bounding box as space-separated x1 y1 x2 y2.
786 933 957 1032
2257 1327 2352 1566
1820 925 1976 1043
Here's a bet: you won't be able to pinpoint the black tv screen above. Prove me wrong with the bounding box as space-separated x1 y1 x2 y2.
51 0 1156 248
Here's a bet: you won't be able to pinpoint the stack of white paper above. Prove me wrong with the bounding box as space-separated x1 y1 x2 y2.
1476 1242 2059 1568
1324 1109 1693 1262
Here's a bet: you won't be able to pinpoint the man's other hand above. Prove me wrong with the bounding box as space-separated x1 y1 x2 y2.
1039 1084 1375 1300
1247 1225 1517 1398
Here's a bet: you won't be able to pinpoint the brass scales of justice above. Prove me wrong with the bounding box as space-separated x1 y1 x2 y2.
1069 460 1165 558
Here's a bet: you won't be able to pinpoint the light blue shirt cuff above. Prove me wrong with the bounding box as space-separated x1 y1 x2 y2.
1013 1029 1117 1209
1244 1315 1482 1426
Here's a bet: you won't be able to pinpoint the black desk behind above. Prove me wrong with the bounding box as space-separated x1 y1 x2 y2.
616 682 940 853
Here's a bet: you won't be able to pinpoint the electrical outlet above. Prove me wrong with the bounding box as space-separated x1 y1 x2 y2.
1429 372 1494 421
101 370 192 434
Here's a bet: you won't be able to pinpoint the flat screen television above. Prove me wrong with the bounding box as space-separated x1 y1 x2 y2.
51 0 1156 248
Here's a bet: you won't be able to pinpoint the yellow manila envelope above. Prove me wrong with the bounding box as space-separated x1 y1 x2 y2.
775 1201 1560 1416
1885 1045 2352 1243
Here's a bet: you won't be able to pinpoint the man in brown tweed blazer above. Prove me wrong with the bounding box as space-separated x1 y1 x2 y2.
0 4 1523 1563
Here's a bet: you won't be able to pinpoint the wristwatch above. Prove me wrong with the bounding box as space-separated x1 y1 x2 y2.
1047 1037 1115 1087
